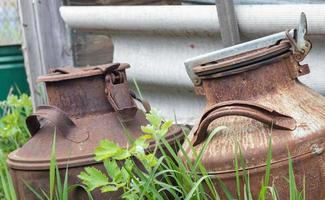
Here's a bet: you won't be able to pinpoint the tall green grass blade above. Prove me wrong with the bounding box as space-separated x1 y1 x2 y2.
119 121 135 144
234 144 241 200
156 139 193 198
215 177 234 200
62 165 69 200
178 127 223 200
264 136 272 187
190 127 225 200
302 175 306 200
259 136 273 200
0 151 17 200
192 126 226 172
135 166 165 200
184 175 210 200
23 180 45 200
68 184 94 200
55 165 62 200
49 130 57 200
14 84 22 95
244 184 248 200
288 151 297 200
4 162 17 200
0 169 10 200
138 157 165 199
40 188 50 200
132 78 143 100
267 186 278 200
236 142 253 200
246 172 253 200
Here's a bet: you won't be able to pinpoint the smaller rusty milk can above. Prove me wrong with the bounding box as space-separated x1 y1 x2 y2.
7 63 183 200
182 14 325 199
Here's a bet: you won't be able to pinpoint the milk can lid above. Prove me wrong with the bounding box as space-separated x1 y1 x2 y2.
37 63 129 82
185 13 311 86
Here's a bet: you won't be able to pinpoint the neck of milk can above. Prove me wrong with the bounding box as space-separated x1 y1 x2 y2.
199 53 308 107
44 74 114 117
38 63 138 120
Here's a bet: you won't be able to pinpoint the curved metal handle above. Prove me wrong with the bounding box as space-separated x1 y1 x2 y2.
192 101 296 146
26 105 89 143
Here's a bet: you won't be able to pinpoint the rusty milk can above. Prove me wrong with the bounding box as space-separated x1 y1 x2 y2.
7 63 183 199
182 14 325 199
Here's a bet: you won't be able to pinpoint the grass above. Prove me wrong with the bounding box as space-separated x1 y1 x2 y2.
78 110 306 200
0 92 32 153
0 91 32 200
24 131 94 200
0 86 306 200
0 151 16 200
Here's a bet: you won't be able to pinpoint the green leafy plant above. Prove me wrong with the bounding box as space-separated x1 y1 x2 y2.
0 92 32 200
78 109 224 199
0 93 32 153
79 109 306 200
78 109 173 199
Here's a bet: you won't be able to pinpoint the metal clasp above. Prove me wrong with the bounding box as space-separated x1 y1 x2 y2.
104 70 137 122
285 12 312 62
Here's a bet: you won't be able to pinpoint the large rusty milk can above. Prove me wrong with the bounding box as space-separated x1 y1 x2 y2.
182 14 325 199
7 63 183 199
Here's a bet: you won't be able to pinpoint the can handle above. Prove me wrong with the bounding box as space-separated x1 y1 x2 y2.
26 105 89 143
192 101 296 146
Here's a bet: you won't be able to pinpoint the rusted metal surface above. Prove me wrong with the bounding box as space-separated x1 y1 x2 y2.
7 63 183 200
182 31 325 199
193 41 292 79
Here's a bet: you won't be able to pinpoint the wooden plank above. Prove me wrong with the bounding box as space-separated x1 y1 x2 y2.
17 0 73 106
33 0 73 68
18 0 45 106
216 0 240 46
72 31 113 67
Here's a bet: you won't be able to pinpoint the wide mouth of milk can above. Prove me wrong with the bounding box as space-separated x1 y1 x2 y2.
185 13 311 86
192 41 291 80
37 63 129 82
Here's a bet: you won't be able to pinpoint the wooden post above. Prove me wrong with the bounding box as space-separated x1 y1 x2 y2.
216 0 240 46
18 0 73 107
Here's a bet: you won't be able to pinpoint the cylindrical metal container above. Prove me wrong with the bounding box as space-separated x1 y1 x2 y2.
7 63 183 200
182 24 325 198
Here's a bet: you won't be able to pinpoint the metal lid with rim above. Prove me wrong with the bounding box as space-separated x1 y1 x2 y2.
185 13 311 86
37 63 130 82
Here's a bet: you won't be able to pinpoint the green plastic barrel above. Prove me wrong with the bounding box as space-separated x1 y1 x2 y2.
0 45 29 100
